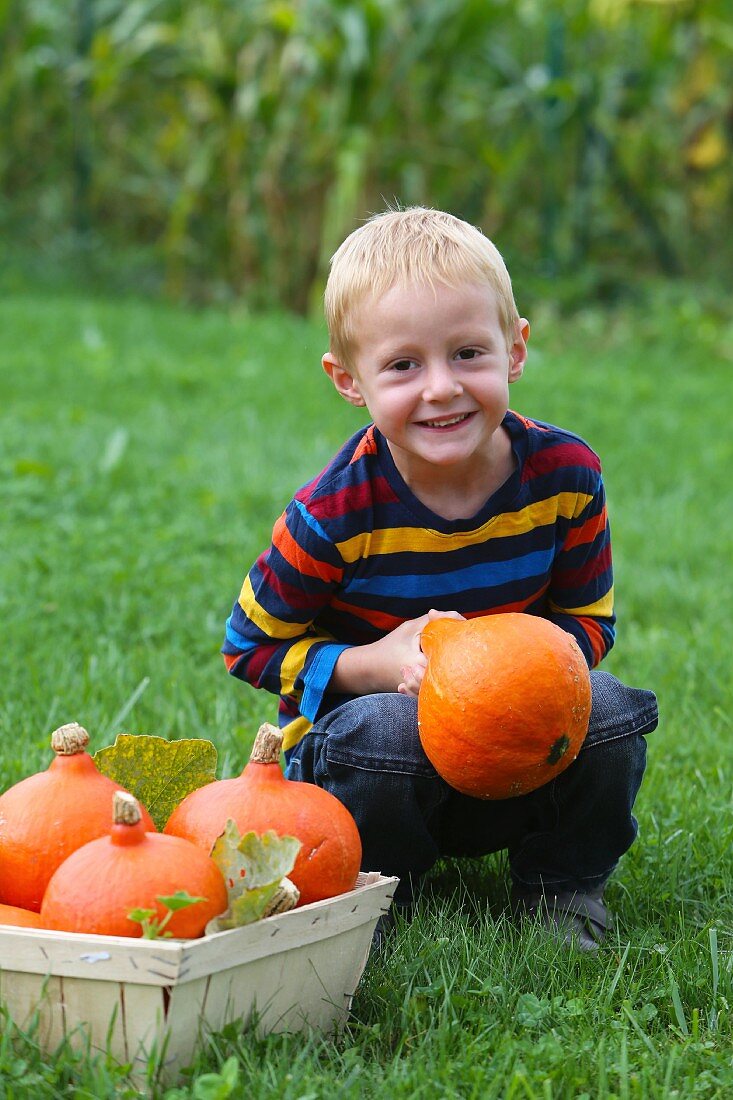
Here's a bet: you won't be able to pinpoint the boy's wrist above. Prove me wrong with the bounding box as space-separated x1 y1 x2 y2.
330 643 393 696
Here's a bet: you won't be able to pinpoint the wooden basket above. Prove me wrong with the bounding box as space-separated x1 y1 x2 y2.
0 871 397 1079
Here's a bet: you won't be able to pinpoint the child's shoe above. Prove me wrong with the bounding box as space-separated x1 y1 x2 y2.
512 887 609 952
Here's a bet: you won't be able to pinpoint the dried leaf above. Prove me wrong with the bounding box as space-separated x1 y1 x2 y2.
235 828 301 889
206 821 301 931
94 734 217 830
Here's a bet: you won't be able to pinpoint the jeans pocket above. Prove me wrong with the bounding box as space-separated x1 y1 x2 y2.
318 693 439 777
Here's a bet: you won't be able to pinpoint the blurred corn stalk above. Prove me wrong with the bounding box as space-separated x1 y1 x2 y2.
1 0 731 305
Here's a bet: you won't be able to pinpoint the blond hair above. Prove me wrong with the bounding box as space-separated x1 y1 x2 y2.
324 207 519 368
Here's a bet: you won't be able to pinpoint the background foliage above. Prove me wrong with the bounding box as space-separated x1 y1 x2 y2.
2 0 731 309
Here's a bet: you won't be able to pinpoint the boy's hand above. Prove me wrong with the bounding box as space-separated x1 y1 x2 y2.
330 609 464 697
397 609 464 697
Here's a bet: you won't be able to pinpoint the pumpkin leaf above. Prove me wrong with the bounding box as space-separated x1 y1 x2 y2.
234 828 301 890
206 821 301 931
156 891 207 912
128 907 156 923
216 881 283 930
94 734 217 831
128 891 208 939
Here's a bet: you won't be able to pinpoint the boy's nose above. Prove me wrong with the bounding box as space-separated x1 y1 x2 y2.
422 361 462 402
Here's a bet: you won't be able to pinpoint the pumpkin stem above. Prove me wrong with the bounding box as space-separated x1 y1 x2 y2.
113 791 142 826
262 876 300 918
249 723 283 765
51 723 90 756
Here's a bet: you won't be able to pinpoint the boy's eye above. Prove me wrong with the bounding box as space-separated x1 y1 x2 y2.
390 359 417 372
456 348 480 360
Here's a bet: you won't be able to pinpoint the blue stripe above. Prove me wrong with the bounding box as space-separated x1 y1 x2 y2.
294 499 330 542
300 643 351 722
225 616 259 653
342 548 555 598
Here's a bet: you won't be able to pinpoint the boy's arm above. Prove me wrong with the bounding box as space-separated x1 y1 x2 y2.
329 608 465 696
545 475 615 668
223 503 351 724
223 500 464 710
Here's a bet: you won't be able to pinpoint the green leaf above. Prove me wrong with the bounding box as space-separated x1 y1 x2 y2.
156 891 207 912
191 1056 239 1100
127 908 156 923
94 734 217 830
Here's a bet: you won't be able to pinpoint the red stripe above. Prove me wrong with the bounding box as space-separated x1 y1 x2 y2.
330 599 404 633
512 412 551 433
256 566 328 614
564 505 607 551
272 514 342 582
577 616 607 667
521 441 600 484
464 595 544 616
349 424 378 464
554 543 611 588
328 588 549 633
305 475 398 523
246 643 282 685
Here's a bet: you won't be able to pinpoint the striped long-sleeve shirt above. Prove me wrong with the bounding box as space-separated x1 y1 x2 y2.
223 410 615 753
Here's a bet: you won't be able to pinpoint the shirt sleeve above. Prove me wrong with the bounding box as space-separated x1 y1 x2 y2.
222 498 351 722
545 474 615 668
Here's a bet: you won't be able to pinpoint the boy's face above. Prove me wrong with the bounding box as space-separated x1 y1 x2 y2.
323 280 529 491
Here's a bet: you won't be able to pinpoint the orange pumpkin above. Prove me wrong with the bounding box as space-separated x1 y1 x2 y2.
41 793 228 938
165 724 362 907
418 614 592 799
0 903 45 929
0 723 156 911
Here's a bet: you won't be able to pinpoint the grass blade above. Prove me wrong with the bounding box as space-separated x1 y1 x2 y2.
606 941 631 1004
105 676 150 737
708 927 719 1031
668 968 689 1037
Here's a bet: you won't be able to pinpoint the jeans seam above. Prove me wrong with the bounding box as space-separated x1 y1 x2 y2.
511 864 617 890
583 726 654 752
325 754 437 778
587 708 658 739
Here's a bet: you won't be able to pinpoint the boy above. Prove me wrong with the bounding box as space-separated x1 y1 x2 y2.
223 208 658 950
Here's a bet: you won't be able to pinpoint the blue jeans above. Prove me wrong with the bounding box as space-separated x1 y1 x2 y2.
286 671 658 904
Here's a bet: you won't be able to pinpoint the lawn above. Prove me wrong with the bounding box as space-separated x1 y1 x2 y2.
1 281 732 1097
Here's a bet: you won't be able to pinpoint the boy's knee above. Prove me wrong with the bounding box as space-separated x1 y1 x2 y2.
588 670 658 745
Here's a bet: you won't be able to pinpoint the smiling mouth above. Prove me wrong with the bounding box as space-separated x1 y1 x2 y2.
419 412 474 429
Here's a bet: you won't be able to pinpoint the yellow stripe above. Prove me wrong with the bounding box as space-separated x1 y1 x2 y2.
548 585 614 618
282 715 312 752
279 637 324 696
336 492 592 563
238 575 307 640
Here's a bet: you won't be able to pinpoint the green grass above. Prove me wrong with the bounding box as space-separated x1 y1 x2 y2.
1 282 732 1097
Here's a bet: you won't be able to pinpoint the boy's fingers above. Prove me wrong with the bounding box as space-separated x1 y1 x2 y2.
399 665 418 695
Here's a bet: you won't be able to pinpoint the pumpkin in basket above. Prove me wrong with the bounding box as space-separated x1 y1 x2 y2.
0 903 45 929
165 724 362 907
41 792 228 938
0 723 155 911
417 614 592 799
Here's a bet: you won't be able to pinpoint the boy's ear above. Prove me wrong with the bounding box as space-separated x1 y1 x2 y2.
322 352 366 407
508 318 530 382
